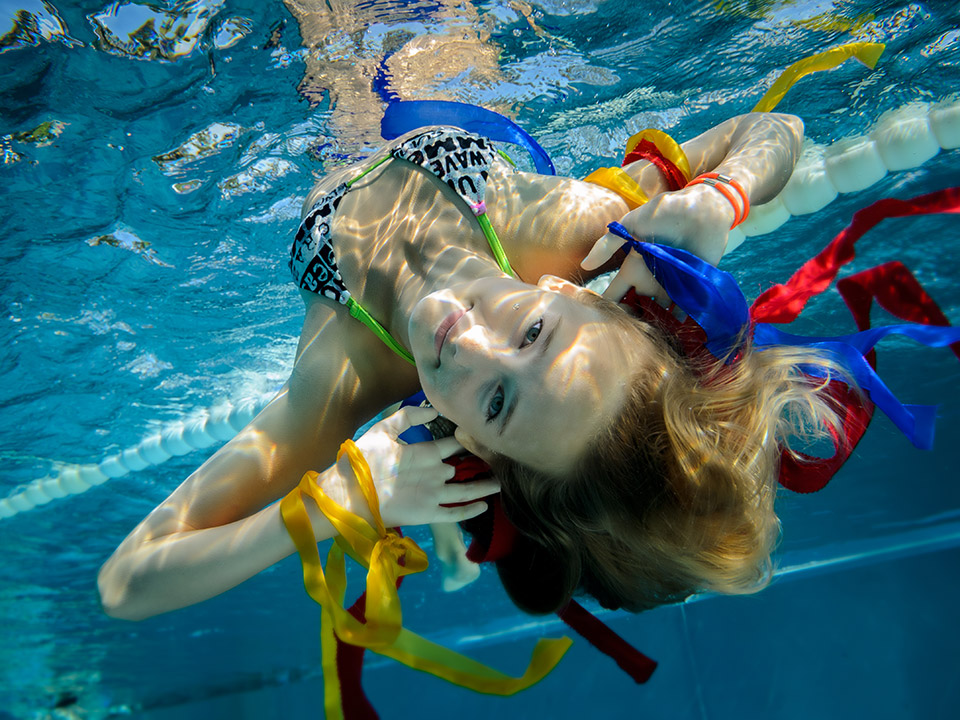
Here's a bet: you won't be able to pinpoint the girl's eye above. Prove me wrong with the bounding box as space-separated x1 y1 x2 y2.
486 386 504 422
522 319 543 347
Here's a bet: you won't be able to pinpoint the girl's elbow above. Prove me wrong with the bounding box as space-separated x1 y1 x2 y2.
97 559 151 621
775 112 804 138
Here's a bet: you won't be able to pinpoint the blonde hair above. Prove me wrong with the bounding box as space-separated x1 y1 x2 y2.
491 294 849 614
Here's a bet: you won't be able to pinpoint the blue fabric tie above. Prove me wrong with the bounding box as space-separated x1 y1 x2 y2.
606 222 750 357
606 222 960 450
381 101 556 176
398 391 433 444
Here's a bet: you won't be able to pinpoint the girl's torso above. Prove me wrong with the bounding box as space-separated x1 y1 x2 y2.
298 128 630 342
288 127 630 463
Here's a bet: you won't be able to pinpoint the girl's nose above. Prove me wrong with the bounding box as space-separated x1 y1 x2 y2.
453 322 503 364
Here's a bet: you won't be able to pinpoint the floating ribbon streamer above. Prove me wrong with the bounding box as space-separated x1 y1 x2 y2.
605 215 960 452
280 440 571 719
751 187 960 323
614 43 886 185
753 323 960 450
382 100 556 175
751 41 886 113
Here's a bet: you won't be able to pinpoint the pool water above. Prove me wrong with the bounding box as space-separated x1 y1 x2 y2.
1 1 959 718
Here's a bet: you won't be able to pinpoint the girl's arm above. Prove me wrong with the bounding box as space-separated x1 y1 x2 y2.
98 404 498 620
626 111 804 204
96 361 355 622
97 469 336 621
583 112 804 301
96 298 382 619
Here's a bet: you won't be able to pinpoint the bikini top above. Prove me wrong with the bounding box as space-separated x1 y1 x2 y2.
289 127 517 365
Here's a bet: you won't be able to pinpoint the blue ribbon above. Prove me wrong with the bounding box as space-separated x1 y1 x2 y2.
606 222 960 450
607 222 750 358
381 101 556 175
398 391 433 444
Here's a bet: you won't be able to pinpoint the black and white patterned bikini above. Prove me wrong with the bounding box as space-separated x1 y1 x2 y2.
289 127 516 364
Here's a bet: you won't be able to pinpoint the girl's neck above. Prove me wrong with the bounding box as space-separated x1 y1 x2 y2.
384 246 508 352
332 157 513 353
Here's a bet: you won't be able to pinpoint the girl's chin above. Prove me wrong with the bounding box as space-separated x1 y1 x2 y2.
409 291 453 362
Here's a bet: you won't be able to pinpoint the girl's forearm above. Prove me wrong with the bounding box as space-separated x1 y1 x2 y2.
97 471 340 621
700 112 804 203
631 112 804 204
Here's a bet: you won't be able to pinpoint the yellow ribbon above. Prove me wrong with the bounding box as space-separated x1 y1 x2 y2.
751 41 886 113
624 128 693 183
593 42 885 210
280 440 572 719
582 166 649 209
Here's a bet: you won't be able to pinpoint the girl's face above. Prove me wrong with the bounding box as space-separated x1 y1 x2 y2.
409 275 647 475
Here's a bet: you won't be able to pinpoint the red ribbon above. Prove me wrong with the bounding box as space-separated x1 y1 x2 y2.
751 187 960 323
557 599 657 683
622 138 688 191
750 187 960 492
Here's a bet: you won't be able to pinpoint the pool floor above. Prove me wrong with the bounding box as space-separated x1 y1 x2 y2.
135 542 960 720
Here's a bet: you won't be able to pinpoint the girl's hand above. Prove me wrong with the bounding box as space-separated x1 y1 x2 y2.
580 184 735 304
340 405 500 528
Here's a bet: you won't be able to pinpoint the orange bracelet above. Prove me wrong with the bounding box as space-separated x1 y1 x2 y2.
685 172 750 229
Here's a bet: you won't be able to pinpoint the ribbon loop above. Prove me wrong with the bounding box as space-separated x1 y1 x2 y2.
280 440 571 719
622 128 692 189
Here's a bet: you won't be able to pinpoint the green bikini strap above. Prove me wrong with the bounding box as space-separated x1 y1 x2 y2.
345 296 416 366
476 212 514 277
341 155 417 366
346 155 392 188
341 148 514 365
353 149 514 278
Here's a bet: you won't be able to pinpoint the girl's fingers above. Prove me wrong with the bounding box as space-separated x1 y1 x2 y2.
602 256 669 306
431 435 464 459
439 501 488 522
633 270 671 306
601 268 633 304
580 232 621 271
443 479 500 503
404 436 462 468
381 405 438 436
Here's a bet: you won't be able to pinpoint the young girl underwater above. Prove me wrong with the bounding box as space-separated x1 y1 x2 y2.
96 104 819 619
96 96 960 709
78 26 960 710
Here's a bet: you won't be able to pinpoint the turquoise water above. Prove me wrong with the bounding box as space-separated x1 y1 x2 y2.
1 1 959 717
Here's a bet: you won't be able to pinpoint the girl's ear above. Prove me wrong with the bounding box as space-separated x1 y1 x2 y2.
455 428 495 462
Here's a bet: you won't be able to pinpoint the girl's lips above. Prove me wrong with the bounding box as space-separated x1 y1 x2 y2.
434 308 466 363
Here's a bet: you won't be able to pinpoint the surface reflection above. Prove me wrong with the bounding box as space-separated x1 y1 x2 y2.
0 0 80 53
283 0 504 154
88 0 224 61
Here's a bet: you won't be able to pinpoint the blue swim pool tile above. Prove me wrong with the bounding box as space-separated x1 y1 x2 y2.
360 602 706 719
678 545 960 720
